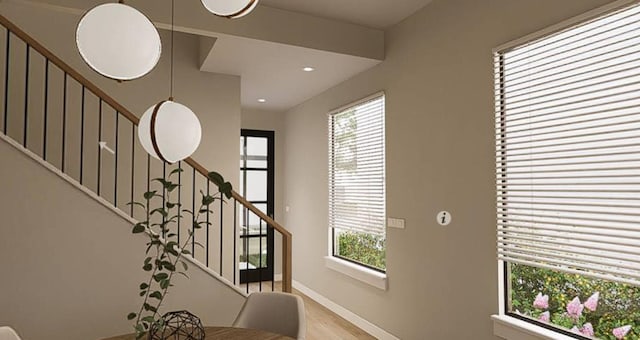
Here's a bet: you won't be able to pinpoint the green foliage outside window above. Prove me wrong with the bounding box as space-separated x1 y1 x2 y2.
510 264 640 339
336 230 386 271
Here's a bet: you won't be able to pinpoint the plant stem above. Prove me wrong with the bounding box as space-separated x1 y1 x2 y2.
153 203 206 314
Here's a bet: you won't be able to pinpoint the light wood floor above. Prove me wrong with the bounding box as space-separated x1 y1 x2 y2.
245 282 376 340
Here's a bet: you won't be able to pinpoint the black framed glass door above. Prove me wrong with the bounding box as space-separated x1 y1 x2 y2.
239 129 275 283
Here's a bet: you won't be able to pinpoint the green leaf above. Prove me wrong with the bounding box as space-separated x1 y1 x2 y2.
152 178 168 186
166 202 176 209
127 201 146 209
139 282 149 290
134 325 146 339
143 263 153 271
170 168 184 176
165 241 179 256
177 271 190 279
220 182 233 199
149 291 163 300
162 261 176 271
150 208 168 218
202 195 216 206
139 290 146 297
167 184 179 192
144 191 157 200
160 279 170 289
154 273 169 282
127 312 137 320
143 303 157 312
144 257 152 265
181 261 188 271
141 316 156 324
182 249 191 255
207 171 225 186
132 223 146 234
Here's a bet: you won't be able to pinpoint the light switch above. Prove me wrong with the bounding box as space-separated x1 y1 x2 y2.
387 217 405 229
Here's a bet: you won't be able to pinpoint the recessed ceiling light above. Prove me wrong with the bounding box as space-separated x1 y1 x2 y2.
303 67 315 72
258 98 266 103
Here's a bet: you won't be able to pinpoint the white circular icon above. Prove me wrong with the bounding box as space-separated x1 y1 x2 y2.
437 211 452 226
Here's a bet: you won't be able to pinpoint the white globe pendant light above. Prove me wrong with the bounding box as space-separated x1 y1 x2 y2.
76 3 161 80
138 100 202 164
201 0 259 19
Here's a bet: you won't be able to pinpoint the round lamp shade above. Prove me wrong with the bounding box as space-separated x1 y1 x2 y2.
76 3 161 80
138 101 202 164
201 0 259 18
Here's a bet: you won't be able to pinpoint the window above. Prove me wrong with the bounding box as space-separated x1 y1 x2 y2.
495 3 640 339
329 93 386 272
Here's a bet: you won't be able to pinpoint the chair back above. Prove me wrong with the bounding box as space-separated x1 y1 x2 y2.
233 292 306 339
0 327 21 340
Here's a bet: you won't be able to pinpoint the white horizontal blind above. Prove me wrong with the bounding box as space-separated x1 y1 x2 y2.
329 94 385 237
495 3 640 286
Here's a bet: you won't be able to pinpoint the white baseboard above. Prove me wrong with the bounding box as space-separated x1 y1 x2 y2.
292 280 400 340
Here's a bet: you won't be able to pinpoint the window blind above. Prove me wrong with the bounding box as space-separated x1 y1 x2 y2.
495 3 640 286
329 93 385 237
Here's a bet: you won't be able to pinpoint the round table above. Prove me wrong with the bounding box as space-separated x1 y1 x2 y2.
103 326 295 340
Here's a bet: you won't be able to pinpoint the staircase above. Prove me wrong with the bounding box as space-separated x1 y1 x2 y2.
0 13 292 294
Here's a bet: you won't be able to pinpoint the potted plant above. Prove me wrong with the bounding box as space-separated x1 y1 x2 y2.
125 169 232 339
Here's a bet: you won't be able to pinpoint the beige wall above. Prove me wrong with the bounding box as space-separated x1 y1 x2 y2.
0 2 243 279
0 1 241 188
241 108 286 276
0 137 245 340
281 0 613 339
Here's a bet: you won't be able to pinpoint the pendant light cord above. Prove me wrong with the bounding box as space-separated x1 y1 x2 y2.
170 0 175 101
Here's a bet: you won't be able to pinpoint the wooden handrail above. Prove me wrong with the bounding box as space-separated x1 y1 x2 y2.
0 13 292 292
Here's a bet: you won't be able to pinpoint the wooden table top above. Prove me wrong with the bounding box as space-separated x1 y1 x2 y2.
102 326 295 340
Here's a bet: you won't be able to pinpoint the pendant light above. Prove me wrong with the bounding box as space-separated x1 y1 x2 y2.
138 0 201 164
201 0 259 19
76 2 161 80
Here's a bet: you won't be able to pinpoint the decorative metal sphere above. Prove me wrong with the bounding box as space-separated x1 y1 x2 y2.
138 100 202 164
76 3 161 80
200 0 259 19
148 310 205 340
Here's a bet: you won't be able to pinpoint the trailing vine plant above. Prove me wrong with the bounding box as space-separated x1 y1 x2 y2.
125 168 232 339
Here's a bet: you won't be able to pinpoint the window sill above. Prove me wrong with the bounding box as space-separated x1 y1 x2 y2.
324 256 387 290
492 315 578 340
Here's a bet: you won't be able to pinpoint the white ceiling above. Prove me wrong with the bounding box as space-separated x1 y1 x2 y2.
200 0 437 111
260 0 434 29
200 36 380 111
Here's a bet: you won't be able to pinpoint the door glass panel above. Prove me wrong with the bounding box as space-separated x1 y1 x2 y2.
246 156 267 168
246 236 268 269
246 170 267 201
246 204 267 235
247 137 267 156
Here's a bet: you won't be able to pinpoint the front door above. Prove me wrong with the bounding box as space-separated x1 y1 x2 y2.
239 129 275 283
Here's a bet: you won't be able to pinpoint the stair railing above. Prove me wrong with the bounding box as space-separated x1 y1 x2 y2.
0 13 292 293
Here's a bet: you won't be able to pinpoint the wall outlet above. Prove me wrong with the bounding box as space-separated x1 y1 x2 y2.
387 217 405 229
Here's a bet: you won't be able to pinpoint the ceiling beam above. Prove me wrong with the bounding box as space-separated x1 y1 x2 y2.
5 0 385 61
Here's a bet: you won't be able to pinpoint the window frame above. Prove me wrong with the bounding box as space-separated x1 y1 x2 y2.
327 91 387 276
493 0 640 338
